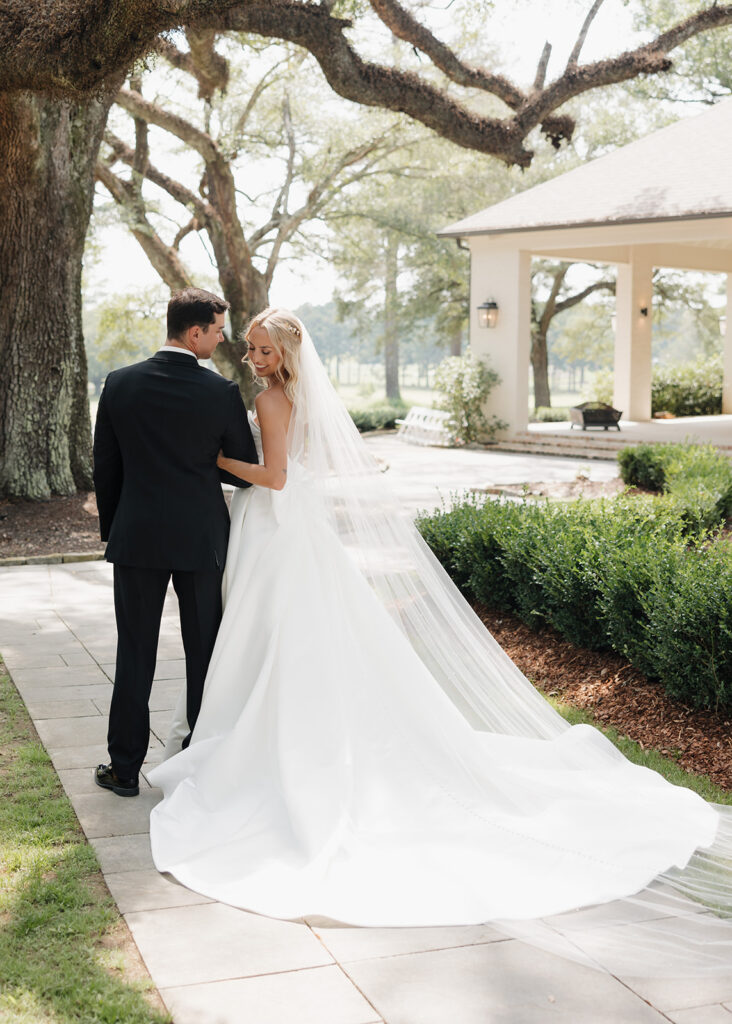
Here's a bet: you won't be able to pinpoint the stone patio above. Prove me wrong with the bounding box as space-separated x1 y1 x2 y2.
2 442 732 1023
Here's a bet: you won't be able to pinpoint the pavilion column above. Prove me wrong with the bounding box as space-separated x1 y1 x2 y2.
723 274 732 415
613 252 653 421
469 243 531 436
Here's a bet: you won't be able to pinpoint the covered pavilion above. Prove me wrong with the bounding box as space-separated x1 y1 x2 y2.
439 99 732 441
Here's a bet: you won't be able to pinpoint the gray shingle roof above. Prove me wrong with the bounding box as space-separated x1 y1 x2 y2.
440 100 732 238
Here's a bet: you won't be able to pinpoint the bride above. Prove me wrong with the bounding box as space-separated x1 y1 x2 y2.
148 308 732 976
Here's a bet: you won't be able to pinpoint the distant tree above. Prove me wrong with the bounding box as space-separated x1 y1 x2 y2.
97 36 402 402
531 262 616 409
6 0 732 496
84 289 168 392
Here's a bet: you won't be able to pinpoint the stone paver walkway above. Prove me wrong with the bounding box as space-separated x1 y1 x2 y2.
365 433 619 515
2 442 732 1023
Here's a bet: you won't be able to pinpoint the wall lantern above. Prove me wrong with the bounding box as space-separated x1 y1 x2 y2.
640 306 649 317
720 315 727 337
477 299 499 328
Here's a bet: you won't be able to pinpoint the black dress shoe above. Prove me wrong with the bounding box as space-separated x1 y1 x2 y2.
94 763 139 797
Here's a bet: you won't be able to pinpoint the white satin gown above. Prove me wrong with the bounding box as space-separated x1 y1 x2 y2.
148 413 718 926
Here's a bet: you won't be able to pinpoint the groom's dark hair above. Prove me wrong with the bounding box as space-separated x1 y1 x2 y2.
167 287 230 340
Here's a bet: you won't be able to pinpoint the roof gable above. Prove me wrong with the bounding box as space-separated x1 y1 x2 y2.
440 100 732 238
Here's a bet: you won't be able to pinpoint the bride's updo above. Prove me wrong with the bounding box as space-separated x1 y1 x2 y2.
244 307 303 401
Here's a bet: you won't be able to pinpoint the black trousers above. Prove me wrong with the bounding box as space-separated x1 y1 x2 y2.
108 564 223 779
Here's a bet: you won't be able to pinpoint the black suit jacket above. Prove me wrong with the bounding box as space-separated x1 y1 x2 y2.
93 351 258 571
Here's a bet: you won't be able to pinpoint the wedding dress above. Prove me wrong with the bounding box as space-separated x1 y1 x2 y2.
148 325 732 977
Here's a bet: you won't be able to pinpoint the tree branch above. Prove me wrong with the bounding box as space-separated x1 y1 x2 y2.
233 56 290 135
269 93 297 226
553 278 615 316
516 4 732 133
213 2 533 165
185 27 229 98
533 43 552 92
539 264 570 332
566 0 606 70
3 0 732 170
152 37 199 79
95 162 192 291
103 130 216 223
367 0 524 110
173 218 201 249
116 88 220 163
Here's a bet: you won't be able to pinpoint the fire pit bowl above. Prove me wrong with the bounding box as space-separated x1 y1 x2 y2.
569 401 622 431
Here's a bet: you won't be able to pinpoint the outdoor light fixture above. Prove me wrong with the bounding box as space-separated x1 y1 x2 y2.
720 316 727 337
477 299 499 328
640 306 649 317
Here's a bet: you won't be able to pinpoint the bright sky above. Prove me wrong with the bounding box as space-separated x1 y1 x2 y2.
84 0 644 310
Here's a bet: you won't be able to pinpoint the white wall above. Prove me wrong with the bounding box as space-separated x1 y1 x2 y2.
724 274 732 415
468 238 531 436
613 252 653 421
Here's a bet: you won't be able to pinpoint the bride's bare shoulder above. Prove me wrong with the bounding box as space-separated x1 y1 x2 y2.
254 387 292 425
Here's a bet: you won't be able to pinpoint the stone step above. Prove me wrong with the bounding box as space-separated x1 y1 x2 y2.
489 432 732 462
489 439 620 461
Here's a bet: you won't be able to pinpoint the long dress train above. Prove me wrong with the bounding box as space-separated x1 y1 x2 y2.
148 413 728 964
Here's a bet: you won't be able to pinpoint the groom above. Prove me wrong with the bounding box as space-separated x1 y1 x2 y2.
92 287 257 796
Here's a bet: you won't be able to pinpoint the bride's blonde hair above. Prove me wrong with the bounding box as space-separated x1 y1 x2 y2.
243 307 303 402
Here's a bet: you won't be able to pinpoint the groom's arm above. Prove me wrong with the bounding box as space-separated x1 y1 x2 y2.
93 379 123 542
218 382 258 489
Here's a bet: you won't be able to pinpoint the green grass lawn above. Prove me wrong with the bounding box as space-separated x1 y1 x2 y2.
0 663 170 1024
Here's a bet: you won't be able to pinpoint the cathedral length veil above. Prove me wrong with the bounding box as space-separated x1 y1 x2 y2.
285 319 732 977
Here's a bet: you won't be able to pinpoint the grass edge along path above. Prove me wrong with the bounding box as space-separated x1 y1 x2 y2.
549 694 732 806
0 661 171 1024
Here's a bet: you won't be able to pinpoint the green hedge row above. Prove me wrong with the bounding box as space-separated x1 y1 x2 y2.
651 357 723 417
618 442 732 531
348 399 409 432
417 444 732 711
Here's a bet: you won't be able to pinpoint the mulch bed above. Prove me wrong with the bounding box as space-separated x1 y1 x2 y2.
2 494 730 790
477 605 732 791
0 493 103 558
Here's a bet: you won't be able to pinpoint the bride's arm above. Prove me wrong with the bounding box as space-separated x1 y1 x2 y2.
217 389 290 491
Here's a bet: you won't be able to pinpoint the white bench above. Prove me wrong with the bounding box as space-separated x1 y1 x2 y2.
396 406 452 447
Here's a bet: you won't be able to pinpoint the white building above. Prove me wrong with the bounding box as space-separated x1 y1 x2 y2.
439 100 732 437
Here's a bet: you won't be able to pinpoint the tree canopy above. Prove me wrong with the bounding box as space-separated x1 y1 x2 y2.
4 0 732 167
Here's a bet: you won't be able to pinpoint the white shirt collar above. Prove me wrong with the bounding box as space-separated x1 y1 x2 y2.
158 345 197 359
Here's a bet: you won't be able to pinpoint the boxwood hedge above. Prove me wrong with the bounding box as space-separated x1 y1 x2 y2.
417 443 732 711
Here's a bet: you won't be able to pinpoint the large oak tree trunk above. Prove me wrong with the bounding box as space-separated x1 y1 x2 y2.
383 232 401 402
0 90 114 499
530 328 551 409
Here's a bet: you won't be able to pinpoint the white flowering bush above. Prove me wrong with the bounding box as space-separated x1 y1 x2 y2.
433 353 506 445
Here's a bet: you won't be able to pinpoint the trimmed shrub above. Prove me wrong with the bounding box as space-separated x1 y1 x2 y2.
348 399 408 432
416 500 485 591
534 500 635 651
643 541 732 711
618 442 732 532
617 443 679 491
595 514 688 679
453 498 522 611
531 406 570 423
417 443 732 710
584 356 722 418
651 356 723 418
